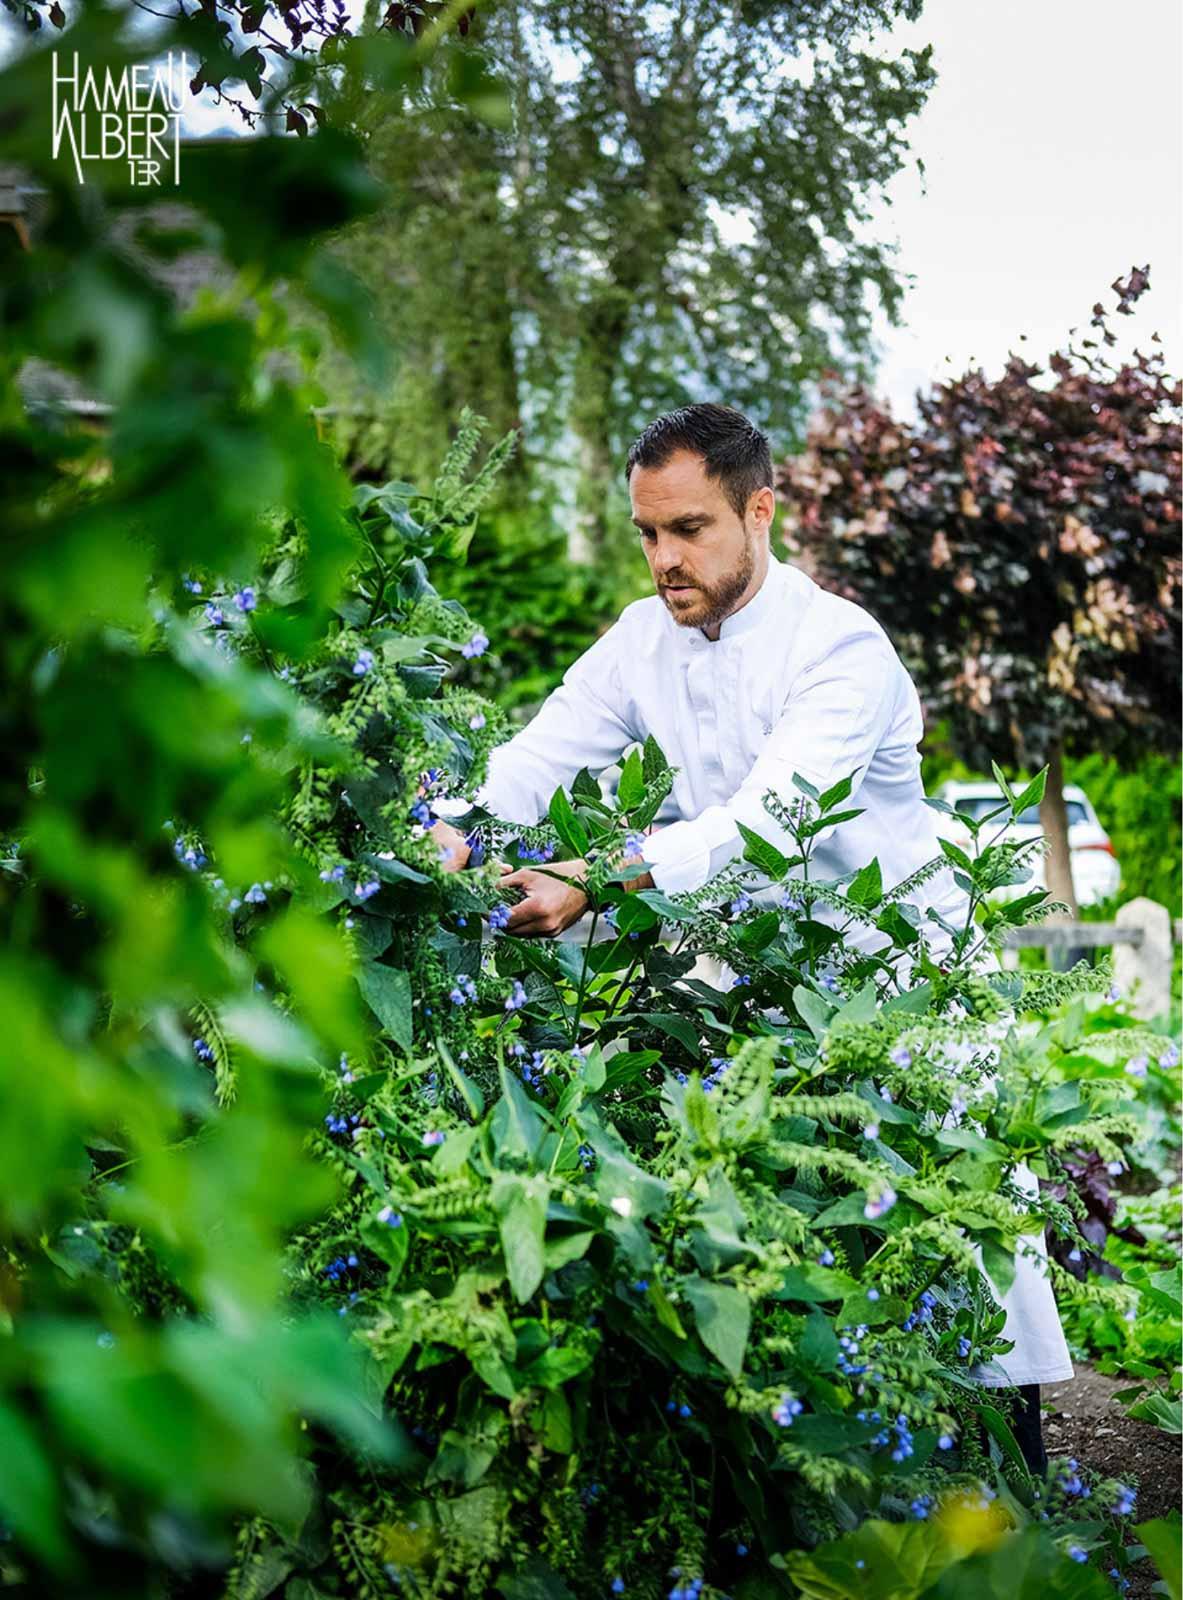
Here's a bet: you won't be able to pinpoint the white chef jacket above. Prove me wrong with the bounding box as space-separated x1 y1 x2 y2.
477 553 968 959
468 552 1073 1386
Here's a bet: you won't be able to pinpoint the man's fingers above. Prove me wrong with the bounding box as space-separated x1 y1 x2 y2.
498 868 532 889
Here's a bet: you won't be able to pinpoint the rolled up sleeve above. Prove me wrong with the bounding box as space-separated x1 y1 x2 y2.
643 631 902 895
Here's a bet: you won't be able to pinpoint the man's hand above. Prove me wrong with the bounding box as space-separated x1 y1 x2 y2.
500 859 590 937
428 818 471 873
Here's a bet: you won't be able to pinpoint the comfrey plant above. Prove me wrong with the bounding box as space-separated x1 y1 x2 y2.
184 497 1163 1598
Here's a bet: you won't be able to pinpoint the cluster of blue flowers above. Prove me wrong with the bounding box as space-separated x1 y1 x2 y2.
666 1570 703 1600
1111 1483 1136 1517
504 978 527 1012
772 1391 803 1427
779 888 803 912
353 878 381 902
509 837 555 864
173 838 208 870
702 1057 731 1093
181 573 203 594
460 631 489 659
244 882 268 905
448 974 479 1007
901 1287 937 1333
836 1324 870 1377
909 1494 933 1520
352 648 375 676
731 972 752 988
324 1110 360 1137
319 863 346 882
578 1143 596 1171
664 1398 693 1420
409 799 433 828
376 1205 402 1227
488 903 511 932
234 587 256 612
323 1252 358 1285
956 1334 972 1359
729 892 752 916
623 831 646 856
192 1037 214 1063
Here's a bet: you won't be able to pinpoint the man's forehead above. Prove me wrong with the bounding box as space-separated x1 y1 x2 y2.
628 449 726 522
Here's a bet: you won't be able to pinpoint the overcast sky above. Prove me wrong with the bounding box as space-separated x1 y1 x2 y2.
862 0 1182 418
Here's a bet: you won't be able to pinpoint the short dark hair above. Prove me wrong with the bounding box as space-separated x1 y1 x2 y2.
625 403 773 518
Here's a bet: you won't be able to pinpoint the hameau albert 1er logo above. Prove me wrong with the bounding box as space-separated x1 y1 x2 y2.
52 51 189 186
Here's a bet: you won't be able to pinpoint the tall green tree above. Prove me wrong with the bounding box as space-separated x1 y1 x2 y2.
318 0 936 552
777 268 1182 917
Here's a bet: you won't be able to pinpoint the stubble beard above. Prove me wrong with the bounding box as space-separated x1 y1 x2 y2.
659 530 756 631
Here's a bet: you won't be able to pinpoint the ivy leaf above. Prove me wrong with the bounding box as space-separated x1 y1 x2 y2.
356 963 412 1051
683 1277 750 1378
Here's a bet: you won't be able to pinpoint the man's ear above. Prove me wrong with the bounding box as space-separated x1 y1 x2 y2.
750 484 776 531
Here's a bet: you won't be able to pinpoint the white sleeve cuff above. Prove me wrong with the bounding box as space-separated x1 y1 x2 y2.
641 820 713 895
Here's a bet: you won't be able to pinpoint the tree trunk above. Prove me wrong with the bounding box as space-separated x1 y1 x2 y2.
1040 737 1080 930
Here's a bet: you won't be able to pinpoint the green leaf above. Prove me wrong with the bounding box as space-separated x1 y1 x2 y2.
736 820 790 879
493 1061 545 1165
0 1402 66 1568
360 1212 410 1278
683 1277 750 1378
938 837 974 873
990 761 1016 805
1011 769 1048 817
491 1174 549 1303
978 1402 1030 1477
571 766 601 804
799 1310 839 1372
641 735 670 783
547 787 590 858
979 1234 1017 1298
817 772 856 811
635 888 695 922
1136 1514 1183 1599
648 1012 700 1054
357 963 412 1051
846 858 883 909
617 749 645 810
792 985 836 1042
791 772 820 801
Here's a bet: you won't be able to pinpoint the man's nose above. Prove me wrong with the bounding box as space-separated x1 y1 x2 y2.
652 537 682 576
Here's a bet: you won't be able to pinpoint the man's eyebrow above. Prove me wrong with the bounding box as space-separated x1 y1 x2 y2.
631 512 713 533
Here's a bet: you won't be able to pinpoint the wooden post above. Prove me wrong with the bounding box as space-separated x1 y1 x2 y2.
1113 898 1173 1021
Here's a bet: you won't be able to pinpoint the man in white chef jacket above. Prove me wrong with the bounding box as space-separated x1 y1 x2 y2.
432 403 1072 1463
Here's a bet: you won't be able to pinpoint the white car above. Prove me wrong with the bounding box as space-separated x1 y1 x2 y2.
934 781 1122 908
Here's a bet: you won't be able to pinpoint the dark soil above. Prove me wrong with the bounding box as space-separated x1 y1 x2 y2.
1043 1364 1181 1598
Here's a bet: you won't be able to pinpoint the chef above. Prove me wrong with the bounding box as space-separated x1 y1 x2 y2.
431 402 1073 1461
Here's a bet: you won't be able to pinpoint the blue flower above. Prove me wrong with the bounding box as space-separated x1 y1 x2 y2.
377 1205 402 1227
319 863 346 882
461 631 489 659
1125 1054 1148 1080
182 573 203 594
864 1186 897 1221
632 1279 649 1293
469 711 487 730
863 1122 880 1141
233 586 257 612
504 979 528 1012
729 892 752 916
910 1495 932 1519
623 831 646 856
818 1248 835 1267
244 882 267 905
409 799 433 827
731 972 752 988
772 1392 803 1427
1112 1484 1136 1517
421 1130 445 1148
611 1581 625 1595
1067 1545 1087 1564
890 1044 912 1069
1160 1042 1179 1069
957 1335 972 1359
938 1433 955 1450
489 903 511 932
353 879 380 902
204 602 225 627
193 1036 214 1062
866 1288 880 1302
352 648 375 676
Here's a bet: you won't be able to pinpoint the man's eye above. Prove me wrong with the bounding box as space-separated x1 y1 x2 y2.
638 529 656 542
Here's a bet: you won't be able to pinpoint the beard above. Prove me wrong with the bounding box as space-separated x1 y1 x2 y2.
658 530 756 631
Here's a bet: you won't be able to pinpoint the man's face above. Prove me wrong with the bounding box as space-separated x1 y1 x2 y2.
629 448 772 633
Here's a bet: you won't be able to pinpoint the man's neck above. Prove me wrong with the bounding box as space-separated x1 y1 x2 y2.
701 549 771 642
